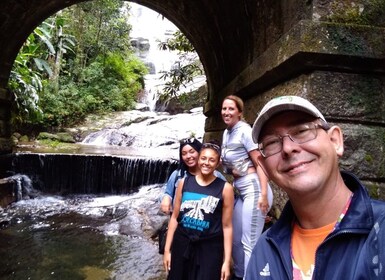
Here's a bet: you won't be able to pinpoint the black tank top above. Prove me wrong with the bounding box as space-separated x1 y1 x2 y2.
177 175 226 237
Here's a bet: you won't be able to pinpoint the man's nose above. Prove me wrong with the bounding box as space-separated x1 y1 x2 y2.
281 135 298 154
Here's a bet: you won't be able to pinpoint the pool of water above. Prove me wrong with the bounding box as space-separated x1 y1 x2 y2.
0 186 168 280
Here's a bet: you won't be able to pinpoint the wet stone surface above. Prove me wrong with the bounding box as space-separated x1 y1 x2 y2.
0 185 169 280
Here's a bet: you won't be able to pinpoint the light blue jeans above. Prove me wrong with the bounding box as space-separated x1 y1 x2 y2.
232 173 273 278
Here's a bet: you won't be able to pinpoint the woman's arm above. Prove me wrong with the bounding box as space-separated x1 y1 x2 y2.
163 177 184 272
249 149 270 214
221 182 234 280
160 170 178 214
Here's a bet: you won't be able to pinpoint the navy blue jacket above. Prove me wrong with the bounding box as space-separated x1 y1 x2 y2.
246 171 385 280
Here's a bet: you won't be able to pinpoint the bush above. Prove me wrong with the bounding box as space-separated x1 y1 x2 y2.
37 52 147 129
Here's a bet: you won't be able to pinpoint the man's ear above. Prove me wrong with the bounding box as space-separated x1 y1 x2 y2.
257 152 270 179
328 125 344 157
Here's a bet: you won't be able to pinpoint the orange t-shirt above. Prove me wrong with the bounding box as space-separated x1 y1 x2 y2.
291 222 335 279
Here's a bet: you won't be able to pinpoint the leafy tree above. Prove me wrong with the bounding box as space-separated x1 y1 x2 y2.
8 0 148 132
157 30 204 98
8 21 57 126
66 0 132 79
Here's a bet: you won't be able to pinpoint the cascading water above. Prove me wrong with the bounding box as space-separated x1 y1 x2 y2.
0 151 177 279
8 153 177 194
130 3 179 111
130 3 206 111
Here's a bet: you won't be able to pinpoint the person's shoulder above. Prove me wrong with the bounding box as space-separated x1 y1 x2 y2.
238 121 254 139
370 199 385 220
170 169 180 176
222 181 234 197
373 202 385 225
366 209 385 279
214 170 226 180
238 120 252 130
366 199 385 244
167 169 180 181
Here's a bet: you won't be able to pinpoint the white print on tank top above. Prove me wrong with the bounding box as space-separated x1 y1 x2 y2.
180 191 219 231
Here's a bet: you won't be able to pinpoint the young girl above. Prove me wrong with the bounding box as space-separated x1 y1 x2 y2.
160 138 226 214
163 142 234 280
160 138 202 214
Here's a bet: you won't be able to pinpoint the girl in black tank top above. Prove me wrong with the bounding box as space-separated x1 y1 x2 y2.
163 142 234 280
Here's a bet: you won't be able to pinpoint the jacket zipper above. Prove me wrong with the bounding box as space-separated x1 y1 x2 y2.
313 229 369 279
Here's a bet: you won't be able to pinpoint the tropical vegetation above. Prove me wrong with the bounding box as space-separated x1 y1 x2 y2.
157 30 203 99
8 0 203 136
8 0 148 133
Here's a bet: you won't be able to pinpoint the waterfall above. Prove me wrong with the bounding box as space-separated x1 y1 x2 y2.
4 153 177 195
129 3 179 111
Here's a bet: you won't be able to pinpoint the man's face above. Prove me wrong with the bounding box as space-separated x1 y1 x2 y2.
257 111 343 198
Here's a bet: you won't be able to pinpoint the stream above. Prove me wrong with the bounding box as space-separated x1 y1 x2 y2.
1 108 205 280
0 185 168 280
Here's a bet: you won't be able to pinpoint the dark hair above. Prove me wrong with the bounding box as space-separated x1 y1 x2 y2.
201 139 221 157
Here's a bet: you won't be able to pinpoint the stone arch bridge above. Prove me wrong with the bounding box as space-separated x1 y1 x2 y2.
0 0 385 193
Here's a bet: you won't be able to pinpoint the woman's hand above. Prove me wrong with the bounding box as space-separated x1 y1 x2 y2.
258 194 269 214
160 196 172 214
163 251 171 272
221 261 231 280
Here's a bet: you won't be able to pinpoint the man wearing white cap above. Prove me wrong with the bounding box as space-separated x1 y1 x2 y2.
246 96 385 280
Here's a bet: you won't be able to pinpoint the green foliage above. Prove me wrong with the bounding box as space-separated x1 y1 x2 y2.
8 23 55 126
8 0 148 131
38 52 147 128
158 30 195 52
157 30 203 98
160 62 202 97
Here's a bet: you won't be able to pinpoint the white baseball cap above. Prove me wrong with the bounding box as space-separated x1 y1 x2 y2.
252 96 327 143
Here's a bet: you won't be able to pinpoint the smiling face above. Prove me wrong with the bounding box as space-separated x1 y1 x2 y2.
257 111 344 198
198 147 220 176
221 98 242 128
181 144 199 169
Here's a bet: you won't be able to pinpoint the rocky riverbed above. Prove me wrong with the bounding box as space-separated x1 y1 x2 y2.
13 105 206 160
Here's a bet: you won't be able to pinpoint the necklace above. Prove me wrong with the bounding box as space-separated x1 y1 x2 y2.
333 192 353 231
291 192 354 280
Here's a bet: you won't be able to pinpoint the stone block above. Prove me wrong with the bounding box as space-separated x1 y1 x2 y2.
340 123 385 180
0 137 13 155
0 88 8 100
362 180 385 201
244 71 385 125
203 131 224 145
303 72 385 124
0 181 16 208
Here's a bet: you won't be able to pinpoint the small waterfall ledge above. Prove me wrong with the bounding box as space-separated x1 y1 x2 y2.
1 153 177 199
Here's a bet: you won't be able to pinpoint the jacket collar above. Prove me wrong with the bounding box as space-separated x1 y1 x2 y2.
266 171 374 242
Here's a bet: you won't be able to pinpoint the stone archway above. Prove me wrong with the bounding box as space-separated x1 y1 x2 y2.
0 1 343 149
1 1 385 194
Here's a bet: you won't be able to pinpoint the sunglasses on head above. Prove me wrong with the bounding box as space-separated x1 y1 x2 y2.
201 142 221 155
181 137 196 144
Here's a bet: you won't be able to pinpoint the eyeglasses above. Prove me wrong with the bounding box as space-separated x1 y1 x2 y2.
258 121 330 158
181 137 196 144
202 143 221 155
